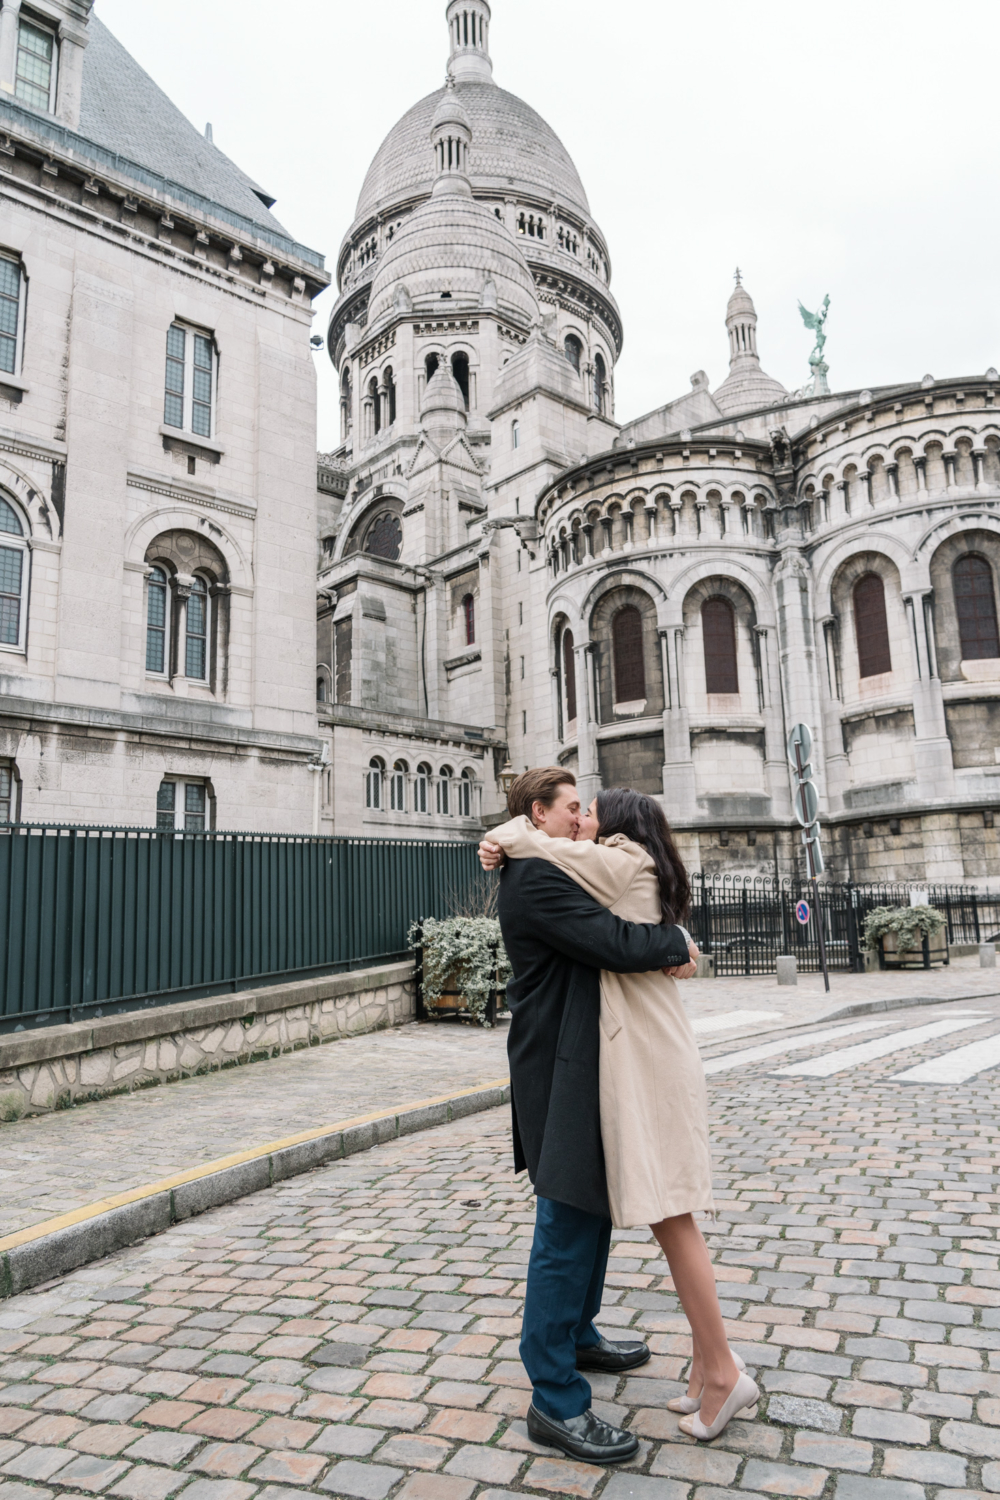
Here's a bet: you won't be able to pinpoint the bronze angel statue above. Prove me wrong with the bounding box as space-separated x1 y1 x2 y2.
798 294 831 392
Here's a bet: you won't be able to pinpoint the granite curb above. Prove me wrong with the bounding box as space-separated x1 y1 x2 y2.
0 1079 510 1299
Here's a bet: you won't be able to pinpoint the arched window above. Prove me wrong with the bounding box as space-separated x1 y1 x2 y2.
702 597 739 694
0 495 27 650
146 565 169 674
511 419 520 449
451 351 470 409
425 352 439 381
593 352 607 414
954 554 1000 660
564 334 582 374
364 510 402 561
612 605 645 704
366 758 384 810
340 365 352 440
316 676 327 702
368 376 380 436
563 629 577 722
383 365 396 427
854 573 892 677
462 593 475 645
185 575 209 680
415 762 430 814
459 768 475 817
391 761 407 812
436 765 452 815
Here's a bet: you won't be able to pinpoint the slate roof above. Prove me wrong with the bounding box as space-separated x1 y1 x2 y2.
79 15 288 236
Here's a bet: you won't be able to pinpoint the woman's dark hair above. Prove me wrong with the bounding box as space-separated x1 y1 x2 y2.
595 787 690 924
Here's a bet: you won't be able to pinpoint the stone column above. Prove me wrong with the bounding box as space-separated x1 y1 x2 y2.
974 448 987 488
885 462 899 502
914 455 928 494
943 450 957 489
904 588 954 799
859 469 873 508
662 625 695 812
837 479 850 517
576 641 600 804
0 0 21 96
644 504 657 543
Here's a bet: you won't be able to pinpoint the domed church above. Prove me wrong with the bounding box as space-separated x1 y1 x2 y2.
317 1 1000 887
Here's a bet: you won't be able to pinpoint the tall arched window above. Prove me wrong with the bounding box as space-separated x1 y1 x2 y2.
459 768 475 817
593 352 607 414
436 765 452 815
612 605 645 704
391 761 407 812
366 758 384 809
340 366 352 440
462 593 475 645
854 573 892 677
415 762 430 813
368 376 380 436
146 566 169 674
316 676 327 702
954 554 1000 659
0 495 27 649
383 366 396 427
511 419 520 449
185 576 209 680
425 352 439 381
702 597 739 694
564 334 582 374
451 351 470 409
563 629 577 722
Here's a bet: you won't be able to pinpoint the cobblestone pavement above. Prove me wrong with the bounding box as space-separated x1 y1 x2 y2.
2 963 999 1239
6 997 1000 1497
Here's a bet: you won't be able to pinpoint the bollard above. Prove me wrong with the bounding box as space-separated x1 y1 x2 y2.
981 943 996 969
776 955 798 986
694 954 715 979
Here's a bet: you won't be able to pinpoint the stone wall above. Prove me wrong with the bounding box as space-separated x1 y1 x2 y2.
0 961 414 1122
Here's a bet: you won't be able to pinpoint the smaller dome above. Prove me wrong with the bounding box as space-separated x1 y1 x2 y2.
714 277 787 416
726 283 755 319
367 191 538 327
432 81 471 134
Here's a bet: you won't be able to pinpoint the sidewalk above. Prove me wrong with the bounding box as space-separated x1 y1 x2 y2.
1 961 998 1242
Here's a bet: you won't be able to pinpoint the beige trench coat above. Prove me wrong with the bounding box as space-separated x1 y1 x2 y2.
492 816 714 1229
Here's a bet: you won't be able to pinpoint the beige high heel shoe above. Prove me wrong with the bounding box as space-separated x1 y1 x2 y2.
666 1350 746 1415
678 1370 760 1441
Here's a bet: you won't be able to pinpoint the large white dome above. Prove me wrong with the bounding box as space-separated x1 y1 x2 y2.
355 81 591 225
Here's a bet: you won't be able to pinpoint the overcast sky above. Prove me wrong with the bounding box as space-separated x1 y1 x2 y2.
96 0 999 452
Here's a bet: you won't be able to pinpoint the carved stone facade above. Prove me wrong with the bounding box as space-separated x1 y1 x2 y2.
319 2 1000 885
0 3 329 831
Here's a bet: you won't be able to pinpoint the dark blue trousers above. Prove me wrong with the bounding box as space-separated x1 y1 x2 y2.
520 1195 612 1420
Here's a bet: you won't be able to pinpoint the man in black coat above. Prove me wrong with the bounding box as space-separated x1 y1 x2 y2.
490 768 693 1464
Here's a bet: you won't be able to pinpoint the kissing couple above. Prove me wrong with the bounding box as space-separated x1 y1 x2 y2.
478 767 759 1464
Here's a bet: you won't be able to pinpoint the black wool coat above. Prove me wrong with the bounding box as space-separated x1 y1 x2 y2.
498 857 690 1220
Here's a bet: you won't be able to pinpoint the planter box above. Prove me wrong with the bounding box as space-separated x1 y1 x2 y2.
878 929 949 970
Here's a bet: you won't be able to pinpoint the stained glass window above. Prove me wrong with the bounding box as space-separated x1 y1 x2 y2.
613 606 645 703
954 554 1000 660
702 597 739 694
365 512 402 561
854 574 892 677
185 576 208 679
146 566 168 673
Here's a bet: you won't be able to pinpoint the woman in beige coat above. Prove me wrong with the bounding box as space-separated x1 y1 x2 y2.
484 787 758 1439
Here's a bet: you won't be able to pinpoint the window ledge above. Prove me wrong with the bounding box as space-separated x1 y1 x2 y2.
159 425 225 463
0 375 28 403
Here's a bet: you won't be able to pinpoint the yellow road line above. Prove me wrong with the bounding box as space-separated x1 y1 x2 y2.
0 1077 510 1255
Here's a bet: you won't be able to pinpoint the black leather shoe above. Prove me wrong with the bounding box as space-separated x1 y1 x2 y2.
527 1402 639 1464
575 1334 651 1373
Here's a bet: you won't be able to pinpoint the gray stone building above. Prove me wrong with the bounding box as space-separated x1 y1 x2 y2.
318 0 1000 886
0 1 329 831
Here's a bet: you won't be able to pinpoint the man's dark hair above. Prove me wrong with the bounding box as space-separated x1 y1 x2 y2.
507 766 577 820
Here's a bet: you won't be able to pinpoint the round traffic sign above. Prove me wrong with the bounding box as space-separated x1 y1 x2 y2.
795 899 810 925
794 778 819 828
787 722 813 770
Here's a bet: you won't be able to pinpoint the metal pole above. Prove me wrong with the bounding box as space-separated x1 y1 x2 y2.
794 739 830 993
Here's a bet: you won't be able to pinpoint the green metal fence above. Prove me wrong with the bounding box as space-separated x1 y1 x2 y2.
0 824 481 1030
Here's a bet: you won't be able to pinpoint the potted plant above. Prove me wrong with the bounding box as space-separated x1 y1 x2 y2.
410 915 511 1027
862 904 949 969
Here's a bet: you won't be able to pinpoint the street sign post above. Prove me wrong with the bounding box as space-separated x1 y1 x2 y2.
788 721 830 992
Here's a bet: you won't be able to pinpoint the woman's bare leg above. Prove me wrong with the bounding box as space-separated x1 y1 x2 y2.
651 1212 739 1426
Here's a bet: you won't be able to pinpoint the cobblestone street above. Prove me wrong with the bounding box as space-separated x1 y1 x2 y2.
5 995 1000 1498
3 963 998 1240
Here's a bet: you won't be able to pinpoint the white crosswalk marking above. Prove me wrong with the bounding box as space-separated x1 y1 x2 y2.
691 1009 784 1035
892 1029 1000 1084
703 1015 907 1076
772 1015 988 1078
